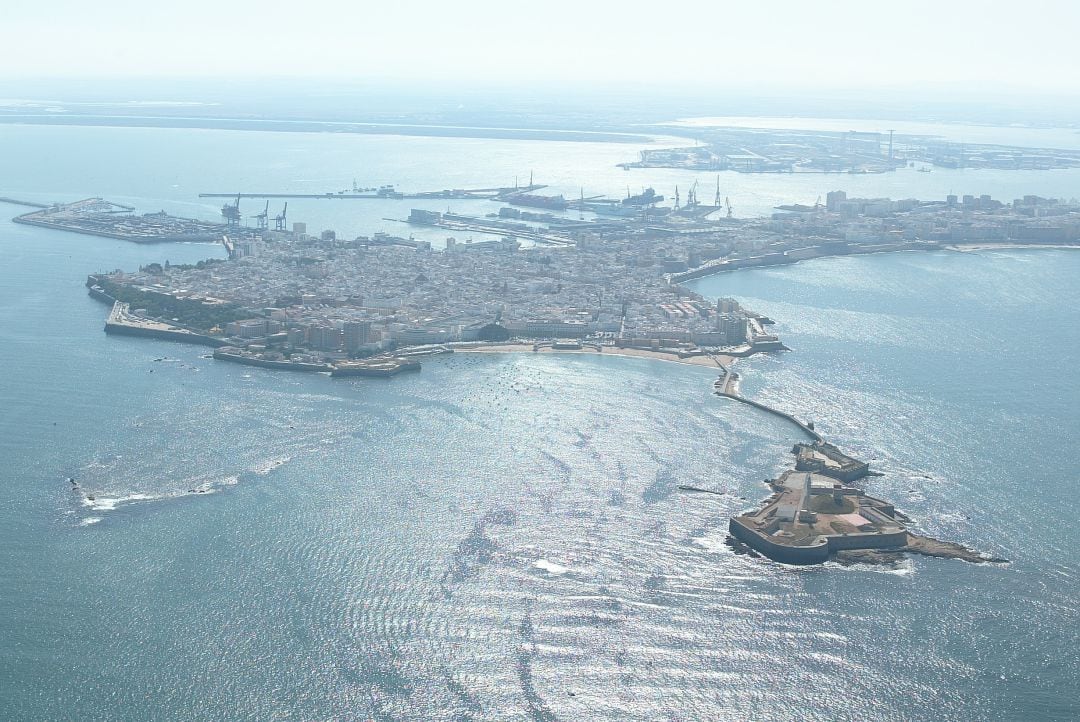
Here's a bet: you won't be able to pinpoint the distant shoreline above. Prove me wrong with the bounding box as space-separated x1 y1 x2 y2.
670 241 1080 285
0 115 658 144
944 242 1080 252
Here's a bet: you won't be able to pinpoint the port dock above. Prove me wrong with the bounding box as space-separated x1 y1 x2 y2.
0 197 50 209
198 183 546 201
13 198 266 244
402 210 576 247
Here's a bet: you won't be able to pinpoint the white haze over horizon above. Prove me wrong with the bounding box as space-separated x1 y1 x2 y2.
3 0 1080 98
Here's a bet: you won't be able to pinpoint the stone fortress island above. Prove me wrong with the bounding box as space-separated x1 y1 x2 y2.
6 180 1055 566
726 442 999 565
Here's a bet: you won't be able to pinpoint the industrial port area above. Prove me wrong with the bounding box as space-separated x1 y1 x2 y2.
12 197 269 243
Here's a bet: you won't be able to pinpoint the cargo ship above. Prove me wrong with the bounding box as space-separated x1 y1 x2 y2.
586 201 670 218
623 187 664 206
503 193 569 211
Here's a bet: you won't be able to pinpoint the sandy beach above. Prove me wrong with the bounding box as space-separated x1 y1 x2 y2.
452 343 734 369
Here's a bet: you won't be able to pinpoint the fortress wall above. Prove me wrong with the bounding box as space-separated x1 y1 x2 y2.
826 530 908 551
728 518 830 565
104 322 226 347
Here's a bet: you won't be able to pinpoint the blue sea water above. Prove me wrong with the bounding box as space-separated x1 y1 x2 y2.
1 125 1079 720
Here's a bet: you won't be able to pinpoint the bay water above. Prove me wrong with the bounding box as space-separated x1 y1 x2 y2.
1 123 1077 720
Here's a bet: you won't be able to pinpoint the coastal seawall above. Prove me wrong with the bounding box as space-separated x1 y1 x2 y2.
87 285 116 305
104 322 226 347
729 517 908 564
212 349 331 372
103 301 227 347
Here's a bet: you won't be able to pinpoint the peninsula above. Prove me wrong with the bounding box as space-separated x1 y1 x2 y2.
76 186 1076 380
8 186 1039 566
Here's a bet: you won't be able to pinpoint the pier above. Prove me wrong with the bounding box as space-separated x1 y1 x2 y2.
12 198 266 244
0 197 50 209
403 213 576 247
714 383 823 442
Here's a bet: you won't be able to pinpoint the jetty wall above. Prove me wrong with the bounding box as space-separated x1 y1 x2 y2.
717 391 823 442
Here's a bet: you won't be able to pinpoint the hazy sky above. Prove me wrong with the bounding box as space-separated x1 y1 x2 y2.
4 0 1080 93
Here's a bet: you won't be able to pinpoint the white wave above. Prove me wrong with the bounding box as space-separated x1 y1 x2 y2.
79 517 103 526
692 533 730 553
82 493 157 511
252 456 290 475
828 558 915 576
534 559 570 575
188 475 239 494
77 475 240 512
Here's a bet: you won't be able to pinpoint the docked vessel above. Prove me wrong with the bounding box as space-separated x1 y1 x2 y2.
503 193 569 211
623 187 664 206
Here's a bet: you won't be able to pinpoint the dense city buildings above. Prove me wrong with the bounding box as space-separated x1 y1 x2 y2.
84 191 1079 366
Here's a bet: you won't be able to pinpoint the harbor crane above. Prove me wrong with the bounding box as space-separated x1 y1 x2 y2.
714 176 722 208
221 194 241 227
274 202 288 231
252 200 270 230
725 196 733 218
